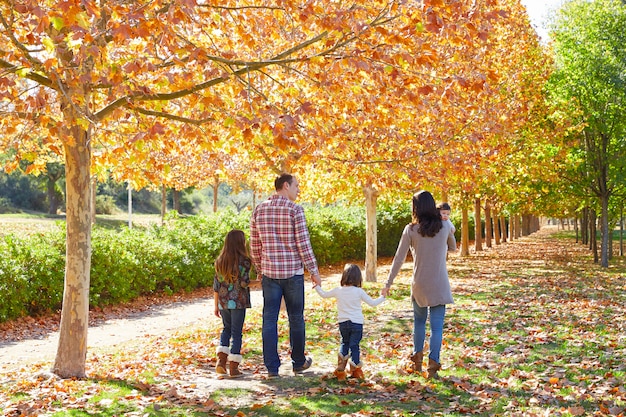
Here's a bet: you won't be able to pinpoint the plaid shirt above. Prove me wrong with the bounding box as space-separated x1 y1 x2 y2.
250 194 319 279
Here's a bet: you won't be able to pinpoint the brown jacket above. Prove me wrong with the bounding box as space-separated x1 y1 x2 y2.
385 221 456 307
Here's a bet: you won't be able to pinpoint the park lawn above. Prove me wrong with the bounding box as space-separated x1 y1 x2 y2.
0 227 624 416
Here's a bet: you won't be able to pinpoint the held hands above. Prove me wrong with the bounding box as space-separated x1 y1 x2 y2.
381 286 390 297
311 273 321 288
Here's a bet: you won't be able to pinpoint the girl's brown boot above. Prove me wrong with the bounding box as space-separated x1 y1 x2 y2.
410 351 424 373
216 346 229 375
228 354 244 378
348 360 364 380
334 354 349 381
427 358 441 379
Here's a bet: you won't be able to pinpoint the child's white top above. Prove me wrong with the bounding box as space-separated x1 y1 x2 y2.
314 285 385 324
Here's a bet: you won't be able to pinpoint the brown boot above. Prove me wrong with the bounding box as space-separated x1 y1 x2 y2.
216 346 229 375
427 358 441 379
410 351 424 373
228 354 243 378
348 360 364 380
334 354 349 381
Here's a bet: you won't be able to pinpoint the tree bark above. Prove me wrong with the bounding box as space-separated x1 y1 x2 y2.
590 209 598 263
461 206 470 256
500 215 507 243
581 207 588 245
47 178 59 215
600 194 609 267
494 210 501 245
485 200 492 248
619 206 624 256
161 185 167 225
510 215 515 240
474 198 482 251
52 115 92 379
364 185 378 282
173 190 181 214
213 175 219 213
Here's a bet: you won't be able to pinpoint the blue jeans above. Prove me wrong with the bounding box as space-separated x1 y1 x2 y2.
339 320 363 365
262 275 306 373
412 299 446 364
219 308 246 355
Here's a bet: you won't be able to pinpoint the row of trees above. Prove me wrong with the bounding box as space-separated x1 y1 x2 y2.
1 0 624 377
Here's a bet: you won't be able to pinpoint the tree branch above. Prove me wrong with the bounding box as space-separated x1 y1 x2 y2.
133 106 216 125
0 58 56 89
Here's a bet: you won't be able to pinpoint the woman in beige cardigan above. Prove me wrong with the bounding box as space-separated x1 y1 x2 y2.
382 190 456 378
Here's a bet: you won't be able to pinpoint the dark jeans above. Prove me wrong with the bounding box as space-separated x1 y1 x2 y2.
262 275 306 373
219 308 246 355
339 320 363 365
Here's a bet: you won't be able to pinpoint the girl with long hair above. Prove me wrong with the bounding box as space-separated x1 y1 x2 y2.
214 229 258 378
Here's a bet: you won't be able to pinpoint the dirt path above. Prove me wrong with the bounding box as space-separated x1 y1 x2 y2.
0 267 349 375
0 290 247 373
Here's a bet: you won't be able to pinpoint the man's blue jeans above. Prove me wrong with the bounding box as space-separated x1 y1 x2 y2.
219 308 246 355
412 299 446 364
262 275 306 373
339 320 363 365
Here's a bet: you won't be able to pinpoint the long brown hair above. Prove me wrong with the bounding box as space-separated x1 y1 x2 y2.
214 229 248 283
411 190 442 237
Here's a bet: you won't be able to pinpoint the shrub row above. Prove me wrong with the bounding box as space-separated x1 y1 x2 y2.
0 203 411 323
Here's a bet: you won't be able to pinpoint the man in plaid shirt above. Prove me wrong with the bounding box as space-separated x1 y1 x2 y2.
250 173 322 378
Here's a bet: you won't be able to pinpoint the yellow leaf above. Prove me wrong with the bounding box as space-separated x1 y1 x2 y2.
75 11 91 30
50 16 64 31
43 37 55 53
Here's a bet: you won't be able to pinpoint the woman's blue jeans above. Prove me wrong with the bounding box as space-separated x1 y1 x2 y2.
339 320 363 365
262 275 306 373
412 299 446 364
219 308 246 355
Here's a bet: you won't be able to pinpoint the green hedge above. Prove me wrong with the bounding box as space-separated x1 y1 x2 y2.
0 204 411 323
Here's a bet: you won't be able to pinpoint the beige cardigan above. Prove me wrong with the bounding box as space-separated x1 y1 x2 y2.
385 221 456 307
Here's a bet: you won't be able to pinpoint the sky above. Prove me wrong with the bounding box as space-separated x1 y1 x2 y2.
519 0 565 40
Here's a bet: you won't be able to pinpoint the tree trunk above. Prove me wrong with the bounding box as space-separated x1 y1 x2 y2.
600 194 610 267
619 206 624 256
52 119 92 379
494 210 501 245
461 206 470 256
161 185 167 225
364 185 378 282
509 215 515 240
582 207 589 245
500 215 507 243
47 178 59 215
574 216 579 243
213 176 219 213
90 177 96 224
590 209 598 263
474 198 482 252
173 189 181 214
485 201 492 248
522 214 530 236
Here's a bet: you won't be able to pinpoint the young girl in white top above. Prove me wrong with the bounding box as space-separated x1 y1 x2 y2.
314 264 385 380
